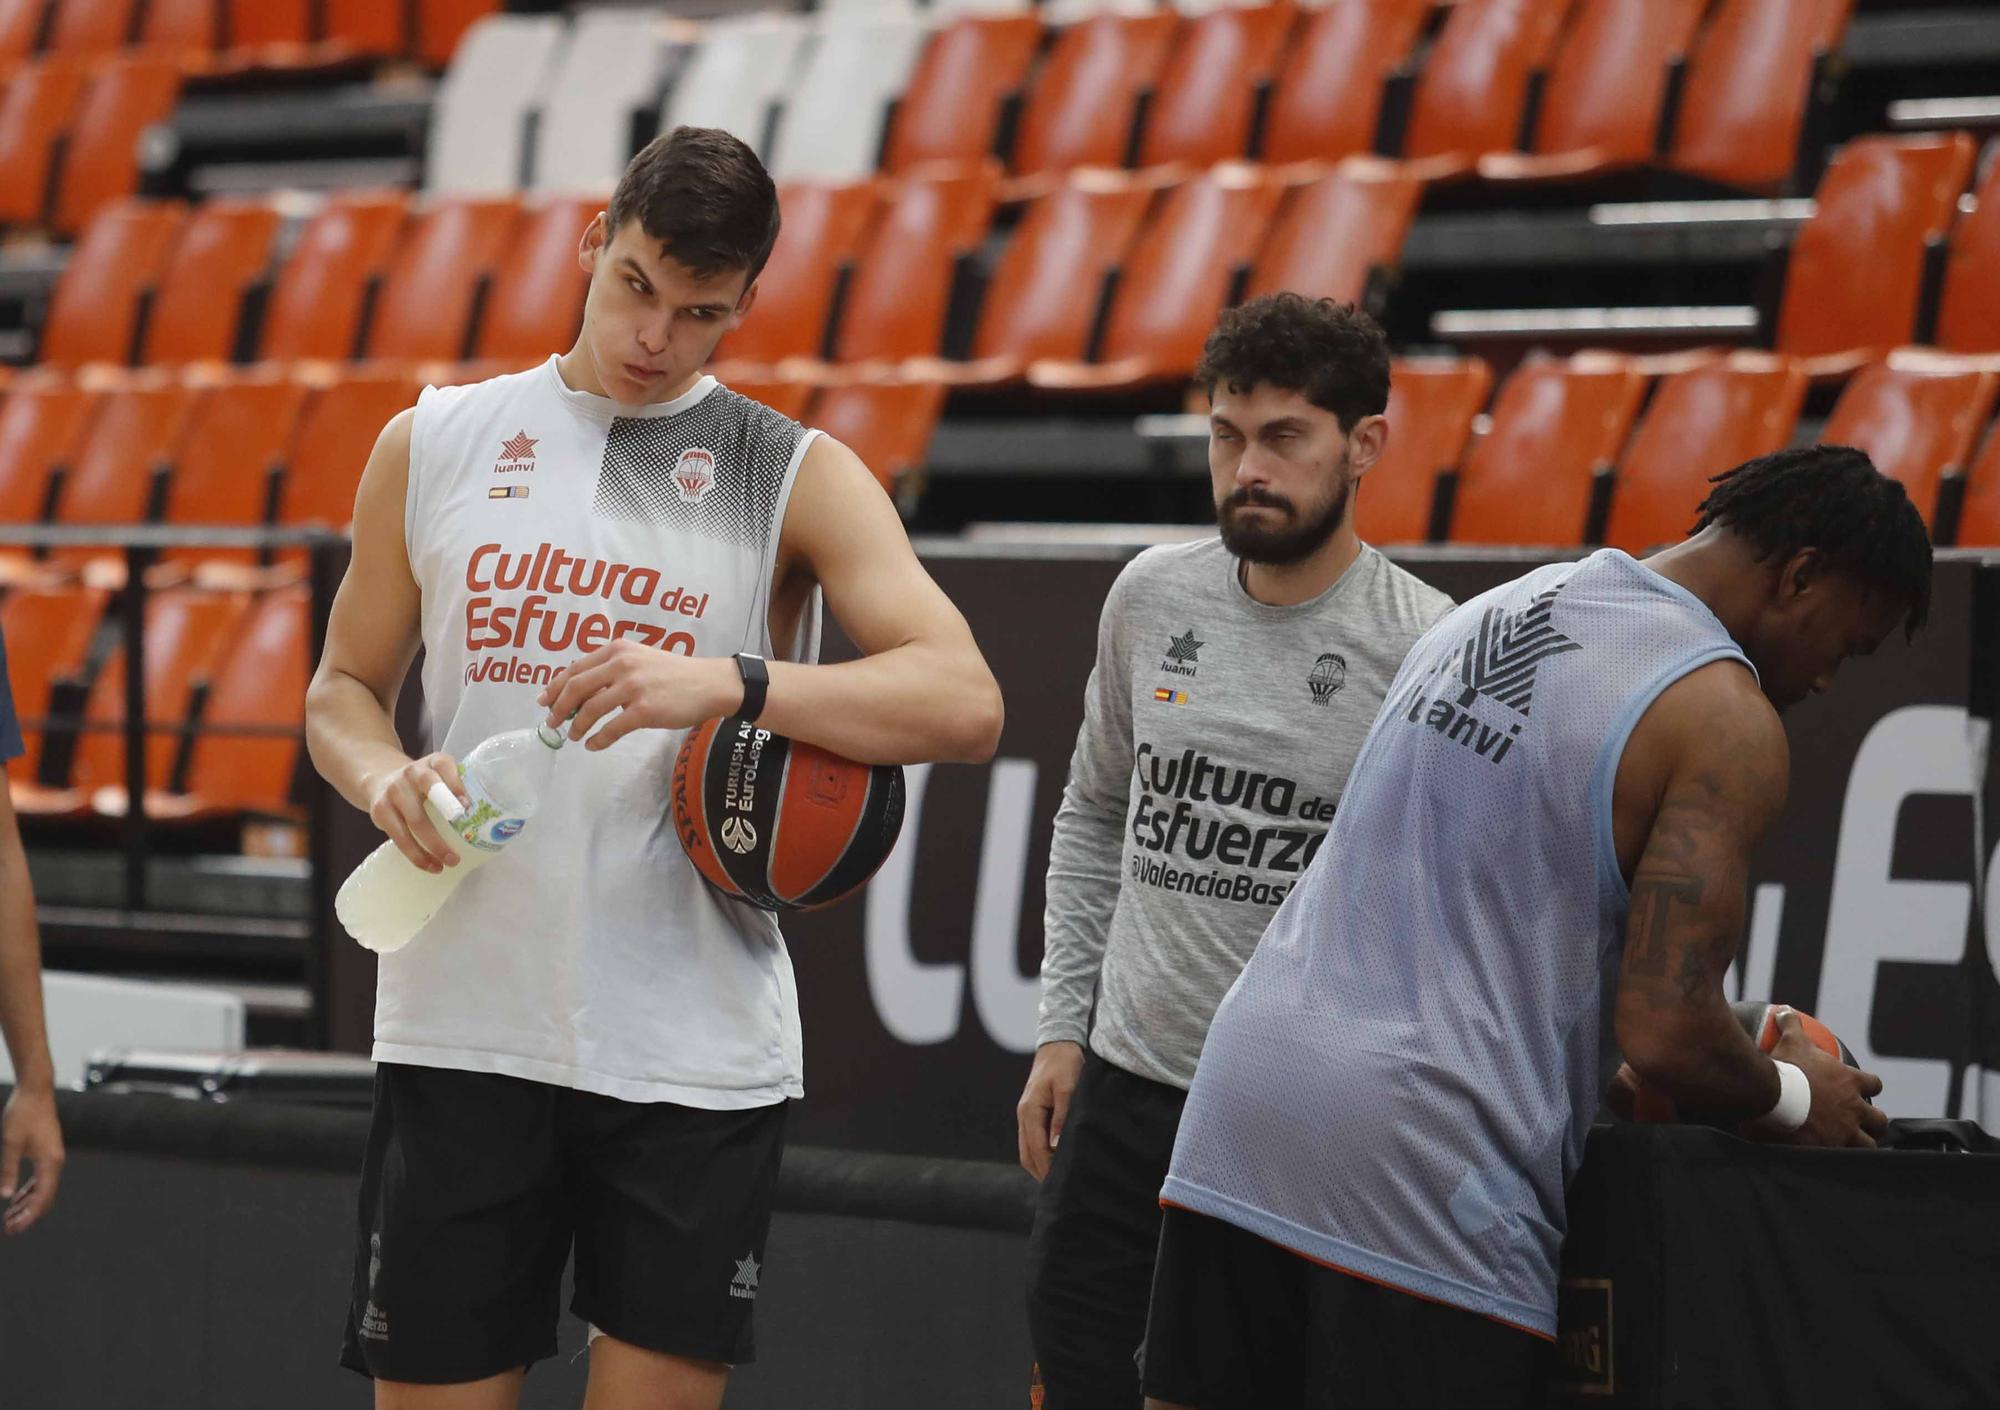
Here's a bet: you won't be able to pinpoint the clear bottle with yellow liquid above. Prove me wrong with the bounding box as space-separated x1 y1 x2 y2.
335 720 567 953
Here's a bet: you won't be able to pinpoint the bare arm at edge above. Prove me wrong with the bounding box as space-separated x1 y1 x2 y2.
302 408 469 873
756 434 1004 765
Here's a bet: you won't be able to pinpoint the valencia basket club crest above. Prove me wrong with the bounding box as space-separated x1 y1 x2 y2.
673 448 716 504
1307 652 1346 705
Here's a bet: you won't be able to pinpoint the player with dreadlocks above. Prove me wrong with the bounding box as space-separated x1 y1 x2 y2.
1138 444 1930 1410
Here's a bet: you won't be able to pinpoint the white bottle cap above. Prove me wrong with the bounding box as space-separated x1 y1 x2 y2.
427 780 466 823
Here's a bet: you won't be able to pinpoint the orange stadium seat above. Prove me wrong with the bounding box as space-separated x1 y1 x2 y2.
0 376 97 580
118 585 309 820
363 196 521 362
473 194 600 367
1030 166 1284 391
1478 0 1706 184
807 381 946 496
883 15 1042 177
257 190 407 362
814 169 997 373
38 199 186 367
1819 354 1999 528
0 584 106 789
1935 156 2000 356
1135 2 1294 176
0 0 47 68
1603 352 1806 554
1356 355 1491 546
138 0 219 62
21 586 251 815
46 374 197 577
1669 0 1854 193
711 183 879 372
51 54 181 235
160 371 311 574
1007 13 1180 198
1448 354 1648 545
0 58 93 227
1261 0 1428 169
140 198 282 365
220 0 320 69
321 0 404 60
46 0 135 55
274 369 421 563
1954 425 2000 547
717 376 813 421
417 0 498 69
1400 0 1570 179
1776 133 1976 377
1245 159 1420 305
913 173 1152 388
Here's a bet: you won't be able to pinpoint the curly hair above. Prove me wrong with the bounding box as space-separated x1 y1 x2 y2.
1692 444 1933 639
1194 294 1391 431
608 126 781 283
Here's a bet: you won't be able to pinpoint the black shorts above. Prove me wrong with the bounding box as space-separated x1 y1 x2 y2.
339 1062 787 1385
1026 1050 1188 1409
1142 1206 1554 1410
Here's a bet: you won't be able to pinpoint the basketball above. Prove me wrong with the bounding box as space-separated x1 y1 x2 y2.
672 715 906 912
1629 1002 1855 1124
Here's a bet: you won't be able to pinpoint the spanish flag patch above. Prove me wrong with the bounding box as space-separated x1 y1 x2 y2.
1153 688 1188 705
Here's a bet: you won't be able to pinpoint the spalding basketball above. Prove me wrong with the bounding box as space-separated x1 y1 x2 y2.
672 716 905 912
1629 1001 1855 1124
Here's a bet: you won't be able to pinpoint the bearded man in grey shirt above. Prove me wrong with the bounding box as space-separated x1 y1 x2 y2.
1017 295 1453 1409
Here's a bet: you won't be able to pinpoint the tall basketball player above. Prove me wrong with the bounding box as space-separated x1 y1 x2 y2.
306 127 1002 1410
1143 446 1926 1409
1018 296 1452 1408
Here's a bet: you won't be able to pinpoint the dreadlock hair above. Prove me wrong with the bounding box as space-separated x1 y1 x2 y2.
1691 444 1933 639
1194 294 1389 431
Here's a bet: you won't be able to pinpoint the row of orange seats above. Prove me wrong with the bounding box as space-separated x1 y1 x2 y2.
0 0 495 74
2 578 307 825
0 356 950 588
31 128 1999 397
859 0 1844 197
1359 349 2000 552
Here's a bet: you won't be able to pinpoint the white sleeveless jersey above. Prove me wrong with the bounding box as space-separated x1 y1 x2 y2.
376 356 821 1108
1162 550 1753 1337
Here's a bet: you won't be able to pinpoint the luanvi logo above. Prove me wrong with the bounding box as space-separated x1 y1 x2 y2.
1452 587 1580 716
1394 586 1581 765
730 1253 761 1301
493 429 538 475
1160 628 1203 678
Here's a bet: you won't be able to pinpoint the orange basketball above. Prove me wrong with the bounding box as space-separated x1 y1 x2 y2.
672 716 906 912
1628 1002 1854 1124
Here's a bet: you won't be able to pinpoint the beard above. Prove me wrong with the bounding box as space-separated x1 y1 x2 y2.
1216 460 1353 566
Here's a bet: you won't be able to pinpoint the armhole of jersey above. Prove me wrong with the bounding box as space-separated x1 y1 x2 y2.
755 425 823 665
1590 646 1756 909
404 385 438 570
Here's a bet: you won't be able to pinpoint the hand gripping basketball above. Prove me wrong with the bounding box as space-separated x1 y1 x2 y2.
672 716 905 912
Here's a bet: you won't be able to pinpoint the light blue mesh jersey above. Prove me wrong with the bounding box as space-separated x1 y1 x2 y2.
1161 550 1753 1336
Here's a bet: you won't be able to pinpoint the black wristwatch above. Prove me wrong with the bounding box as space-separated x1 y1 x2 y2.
733 651 769 722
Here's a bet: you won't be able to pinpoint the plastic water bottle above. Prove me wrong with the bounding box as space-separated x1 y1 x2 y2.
336 720 568 953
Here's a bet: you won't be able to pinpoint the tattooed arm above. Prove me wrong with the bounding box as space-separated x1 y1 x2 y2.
1610 663 1887 1144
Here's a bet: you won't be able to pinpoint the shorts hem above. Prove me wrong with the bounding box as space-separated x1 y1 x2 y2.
1158 1181 1555 1338
574 1303 751 1368
369 1042 801 1109
338 1337 557 1385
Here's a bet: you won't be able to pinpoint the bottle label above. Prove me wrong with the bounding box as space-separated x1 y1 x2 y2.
452 783 527 854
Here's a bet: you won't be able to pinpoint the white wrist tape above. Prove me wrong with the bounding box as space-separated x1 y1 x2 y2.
1753 1059 1810 1134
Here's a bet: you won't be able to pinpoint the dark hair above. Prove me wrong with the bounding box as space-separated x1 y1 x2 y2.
1692 444 1933 638
606 126 781 284
1194 294 1391 430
